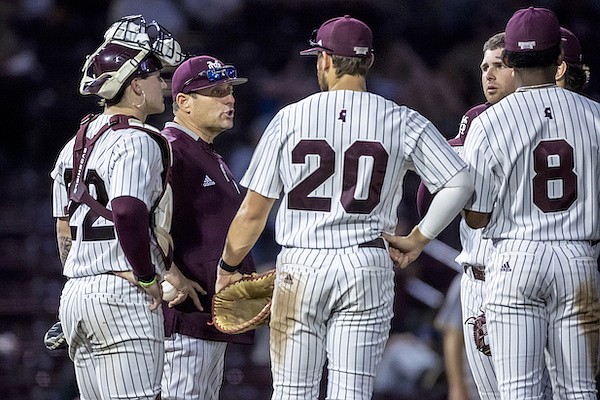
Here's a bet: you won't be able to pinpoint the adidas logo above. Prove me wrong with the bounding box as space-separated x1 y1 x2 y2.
283 273 293 285
202 175 216 187
500 262 511 272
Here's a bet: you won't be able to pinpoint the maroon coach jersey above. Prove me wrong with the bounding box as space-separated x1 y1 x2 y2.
161 122 255 343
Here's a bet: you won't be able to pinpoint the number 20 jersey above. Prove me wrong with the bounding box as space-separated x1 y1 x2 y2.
463 86 600 242
241 90 467 249
51 114 167 278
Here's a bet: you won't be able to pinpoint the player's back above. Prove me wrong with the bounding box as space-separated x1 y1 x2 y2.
475 86 600 241
250 90 463 248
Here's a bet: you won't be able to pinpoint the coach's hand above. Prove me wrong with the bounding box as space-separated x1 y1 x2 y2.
164 263 206 311
215 268 243 294
383 227 430 269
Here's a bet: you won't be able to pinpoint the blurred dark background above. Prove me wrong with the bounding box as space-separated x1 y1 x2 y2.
0 0 598 399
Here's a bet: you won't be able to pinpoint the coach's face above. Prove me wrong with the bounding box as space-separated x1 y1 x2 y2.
480 48 515 104
189 83 236 136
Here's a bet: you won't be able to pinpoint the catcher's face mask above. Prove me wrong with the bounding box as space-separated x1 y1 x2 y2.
79 15 184 100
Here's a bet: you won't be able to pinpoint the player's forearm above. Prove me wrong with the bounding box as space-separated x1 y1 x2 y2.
222 190 276 267
112 196 155 282
56 217 72 266
418 170 474 239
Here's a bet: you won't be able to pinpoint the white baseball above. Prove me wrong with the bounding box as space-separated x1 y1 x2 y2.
161 280 178 302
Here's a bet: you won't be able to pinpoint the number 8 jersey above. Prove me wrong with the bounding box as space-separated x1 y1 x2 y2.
241 90 466 248
51 114 168 278
463 86 600 241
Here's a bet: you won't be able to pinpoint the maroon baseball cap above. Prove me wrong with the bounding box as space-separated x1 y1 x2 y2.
504 7 561 53
171 55 247 100
299 15 373 58
560 27 583 65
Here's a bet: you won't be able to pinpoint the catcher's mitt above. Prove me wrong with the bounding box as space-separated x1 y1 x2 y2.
466 311 491 356
211 269 276 334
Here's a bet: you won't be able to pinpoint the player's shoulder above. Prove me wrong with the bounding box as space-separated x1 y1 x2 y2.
454 103 490 143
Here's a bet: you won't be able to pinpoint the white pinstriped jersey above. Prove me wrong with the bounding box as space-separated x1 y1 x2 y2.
241 90 467 248
463 86 600 241
51 114 168 278
454 141 493 267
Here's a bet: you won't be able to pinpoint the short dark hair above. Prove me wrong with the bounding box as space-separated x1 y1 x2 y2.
326 54 372 78
502 44 561 68
483 32 505 53
565 63 591 93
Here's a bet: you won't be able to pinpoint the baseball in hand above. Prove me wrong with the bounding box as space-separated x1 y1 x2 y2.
161 280 178 302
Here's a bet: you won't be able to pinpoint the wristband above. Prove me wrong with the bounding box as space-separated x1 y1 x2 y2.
219 258 240 273
137 276 157 288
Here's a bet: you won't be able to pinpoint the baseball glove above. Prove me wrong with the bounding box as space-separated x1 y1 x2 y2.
466 311 491 356
211 269 276 334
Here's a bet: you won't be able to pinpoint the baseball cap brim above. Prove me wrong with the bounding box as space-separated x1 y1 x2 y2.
299 46 328 56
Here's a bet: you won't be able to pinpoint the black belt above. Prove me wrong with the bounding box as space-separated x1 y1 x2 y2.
464 264 485 281
358 238 385 249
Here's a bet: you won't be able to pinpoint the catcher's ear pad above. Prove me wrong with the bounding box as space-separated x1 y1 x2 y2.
211 269 276 334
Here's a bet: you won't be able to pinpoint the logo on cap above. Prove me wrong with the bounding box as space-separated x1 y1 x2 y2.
354 46 369 55
517 41 537 50
207 60 223 70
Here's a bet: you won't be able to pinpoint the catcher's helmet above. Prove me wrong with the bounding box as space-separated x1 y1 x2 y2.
79 15 184 100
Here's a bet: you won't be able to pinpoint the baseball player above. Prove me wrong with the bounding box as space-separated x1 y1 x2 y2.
556 26 591 94
50 16 184 399
160 55 256 400
462 7 600 399
215 15 474 400
420 32 555 400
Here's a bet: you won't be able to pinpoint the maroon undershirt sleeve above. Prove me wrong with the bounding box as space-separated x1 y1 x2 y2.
112 196 155 282
416 181 435 219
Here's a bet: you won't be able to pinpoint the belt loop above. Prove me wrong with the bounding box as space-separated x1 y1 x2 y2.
463 264 485 281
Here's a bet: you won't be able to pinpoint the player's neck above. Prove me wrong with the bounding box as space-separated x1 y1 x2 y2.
104 105 146 123
513 67 556 90
328 75 367 92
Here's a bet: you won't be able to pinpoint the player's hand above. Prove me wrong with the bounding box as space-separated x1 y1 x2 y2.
382 227 430 269
113 271 163 310
215 268 243 293
164 262 206 311
142 280 163 311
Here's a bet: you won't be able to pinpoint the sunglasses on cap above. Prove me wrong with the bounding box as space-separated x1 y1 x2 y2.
308 29 334 53
182 65 238 90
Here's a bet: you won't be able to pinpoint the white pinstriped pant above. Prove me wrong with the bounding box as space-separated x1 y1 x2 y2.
461 269 554 400
270 246 395 400
485 239 600 400
59 274 164 400
461 270 501 400
162 333 227 400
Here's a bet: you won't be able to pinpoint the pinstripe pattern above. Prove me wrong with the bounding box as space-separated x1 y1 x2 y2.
51 115 169 399
242 89 465 399
462 86 600 399
460 273 500 400
59 273 164 399
162 333 227 400
464 87 600 242
270 246 395 400
50 115 168 277
485 240 599 399
241 90 466 248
